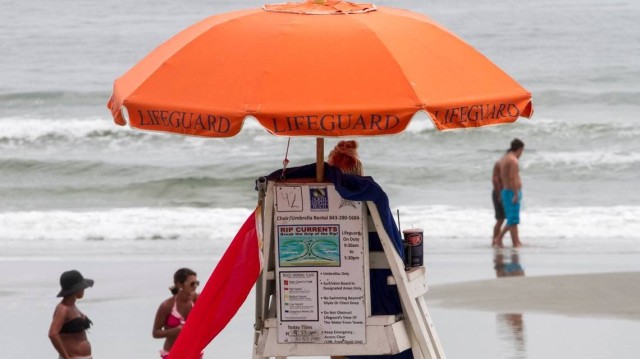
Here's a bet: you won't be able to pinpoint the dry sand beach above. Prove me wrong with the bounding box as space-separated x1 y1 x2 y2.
430 271 640 321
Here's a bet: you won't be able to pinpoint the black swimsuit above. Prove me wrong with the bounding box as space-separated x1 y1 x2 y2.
60 316 92 334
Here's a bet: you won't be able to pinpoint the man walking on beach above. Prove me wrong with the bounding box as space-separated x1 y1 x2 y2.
493 139 525 248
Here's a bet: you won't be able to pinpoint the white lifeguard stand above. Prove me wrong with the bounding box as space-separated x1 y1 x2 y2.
253 179 446 359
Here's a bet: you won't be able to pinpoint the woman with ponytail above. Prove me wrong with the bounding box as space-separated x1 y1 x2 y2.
152 268 200 358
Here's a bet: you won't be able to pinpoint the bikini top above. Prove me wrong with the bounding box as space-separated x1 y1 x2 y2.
60 315 92 334
165 297 192 328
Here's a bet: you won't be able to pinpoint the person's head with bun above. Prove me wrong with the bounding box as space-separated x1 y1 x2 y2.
328 140 363 175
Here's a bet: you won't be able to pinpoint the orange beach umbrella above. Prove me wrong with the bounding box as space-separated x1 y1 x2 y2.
108 0 532 140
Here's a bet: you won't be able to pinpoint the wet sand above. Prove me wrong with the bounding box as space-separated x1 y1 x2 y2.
2 250 640 358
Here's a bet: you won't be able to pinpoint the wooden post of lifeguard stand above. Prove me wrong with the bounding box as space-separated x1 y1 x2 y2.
253 179 446 359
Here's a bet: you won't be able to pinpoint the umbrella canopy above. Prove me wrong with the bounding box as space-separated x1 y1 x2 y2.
107 0 533 138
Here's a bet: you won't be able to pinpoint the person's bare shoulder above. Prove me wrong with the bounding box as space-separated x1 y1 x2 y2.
53 302 69 315
498 155 509 169
509 155 520 168
52 302 72 322
158 297 174 312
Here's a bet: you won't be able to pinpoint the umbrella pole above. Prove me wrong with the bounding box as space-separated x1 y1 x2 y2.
316 138 324 182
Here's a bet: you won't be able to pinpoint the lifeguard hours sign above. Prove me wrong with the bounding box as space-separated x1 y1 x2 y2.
274 183 366 344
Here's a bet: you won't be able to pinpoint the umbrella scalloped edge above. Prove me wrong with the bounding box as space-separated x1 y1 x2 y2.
110 100 533 139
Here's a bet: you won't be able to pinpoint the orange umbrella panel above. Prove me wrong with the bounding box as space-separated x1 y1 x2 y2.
108 0 533 138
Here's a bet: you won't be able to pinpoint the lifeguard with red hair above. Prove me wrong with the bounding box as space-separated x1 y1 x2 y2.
328 140 363 176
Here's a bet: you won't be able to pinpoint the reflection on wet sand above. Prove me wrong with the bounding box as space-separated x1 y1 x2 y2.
494 250 525 278
494 249 526 357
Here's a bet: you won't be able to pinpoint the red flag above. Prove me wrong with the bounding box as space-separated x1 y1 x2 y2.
168 209 262 358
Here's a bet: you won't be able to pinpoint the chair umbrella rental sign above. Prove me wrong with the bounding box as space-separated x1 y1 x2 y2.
108 0 533 180
107 1 533 358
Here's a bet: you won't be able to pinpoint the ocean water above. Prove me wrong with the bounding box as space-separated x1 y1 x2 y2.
1 0 640 257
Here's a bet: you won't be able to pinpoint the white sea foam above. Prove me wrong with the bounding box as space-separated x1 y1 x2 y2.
394 205 640 254
0 117 114 141
524 150 640 169
0 207 252 257
1 205 638 258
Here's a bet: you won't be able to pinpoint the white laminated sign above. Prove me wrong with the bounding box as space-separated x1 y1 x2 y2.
274 183 366 344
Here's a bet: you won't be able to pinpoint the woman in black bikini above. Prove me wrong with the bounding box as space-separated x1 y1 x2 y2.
48 270 94 359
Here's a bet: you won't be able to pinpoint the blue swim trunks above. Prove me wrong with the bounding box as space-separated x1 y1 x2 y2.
501 189 522 226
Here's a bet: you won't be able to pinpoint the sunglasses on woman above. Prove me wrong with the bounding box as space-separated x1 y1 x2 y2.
187 281 200 288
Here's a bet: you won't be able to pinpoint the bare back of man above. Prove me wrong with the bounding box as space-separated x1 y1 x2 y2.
493 140 524 248
498 153 521 195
